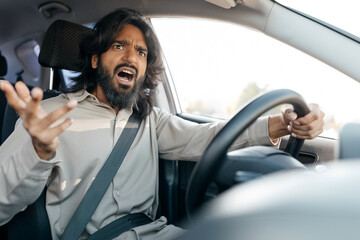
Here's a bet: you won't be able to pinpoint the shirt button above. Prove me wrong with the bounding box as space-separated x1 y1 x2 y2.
116 192 121 197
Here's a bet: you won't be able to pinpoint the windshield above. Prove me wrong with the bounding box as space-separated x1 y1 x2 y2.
276 0 360 39
152 17 360 139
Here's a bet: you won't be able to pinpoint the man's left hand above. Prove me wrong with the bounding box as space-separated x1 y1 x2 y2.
281 103 324 140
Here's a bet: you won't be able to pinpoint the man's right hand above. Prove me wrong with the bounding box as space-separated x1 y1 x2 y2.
0 80 77 160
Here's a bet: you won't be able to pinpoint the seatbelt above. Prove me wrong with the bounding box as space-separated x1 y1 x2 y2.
86 212 152 240
61 111 142 240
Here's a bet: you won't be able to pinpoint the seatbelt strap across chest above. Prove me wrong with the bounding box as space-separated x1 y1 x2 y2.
61 111 142 240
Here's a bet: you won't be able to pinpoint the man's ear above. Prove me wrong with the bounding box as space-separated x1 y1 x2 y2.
91 55 98 69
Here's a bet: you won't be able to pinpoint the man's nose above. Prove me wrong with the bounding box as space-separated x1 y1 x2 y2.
122 48 137 63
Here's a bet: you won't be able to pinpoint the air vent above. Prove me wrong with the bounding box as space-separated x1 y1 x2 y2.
38 1 71 19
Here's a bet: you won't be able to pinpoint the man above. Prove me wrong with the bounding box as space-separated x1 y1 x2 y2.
0 8 324 240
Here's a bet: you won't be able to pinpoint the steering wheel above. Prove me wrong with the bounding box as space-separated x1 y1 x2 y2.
185 89 310 218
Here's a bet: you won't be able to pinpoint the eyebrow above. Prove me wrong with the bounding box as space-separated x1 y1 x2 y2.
113 40 148 53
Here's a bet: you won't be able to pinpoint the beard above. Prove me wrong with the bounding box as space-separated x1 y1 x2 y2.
95 60 144 110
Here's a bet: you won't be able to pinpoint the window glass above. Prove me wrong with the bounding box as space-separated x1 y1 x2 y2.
151 18 360 139
62 69 79 88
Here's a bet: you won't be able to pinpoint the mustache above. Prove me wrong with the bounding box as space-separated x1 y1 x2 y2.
113 63 138 78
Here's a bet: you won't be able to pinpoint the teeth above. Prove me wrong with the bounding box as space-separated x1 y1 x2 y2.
122 70 133 75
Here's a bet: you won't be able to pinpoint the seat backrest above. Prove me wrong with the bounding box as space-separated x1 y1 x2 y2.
1 20 92 145
0 51 7 77
0 91 6 145
0 90 60 239
0 51 8 145
1 89 59 144
0 20 91 239
1 97 17 145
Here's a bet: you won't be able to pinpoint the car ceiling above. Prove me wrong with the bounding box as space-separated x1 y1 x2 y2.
0 0 273 88
0 0 271 47
0 0 276 86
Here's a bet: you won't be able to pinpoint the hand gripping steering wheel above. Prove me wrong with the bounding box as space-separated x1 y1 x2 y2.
185 89 310 218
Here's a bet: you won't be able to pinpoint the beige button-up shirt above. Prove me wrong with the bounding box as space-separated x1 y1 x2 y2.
0 90 274 239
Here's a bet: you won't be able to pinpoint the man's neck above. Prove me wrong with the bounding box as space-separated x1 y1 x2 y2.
91 85 119 114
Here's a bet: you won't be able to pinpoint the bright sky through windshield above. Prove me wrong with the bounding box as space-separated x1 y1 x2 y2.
152 1 360 139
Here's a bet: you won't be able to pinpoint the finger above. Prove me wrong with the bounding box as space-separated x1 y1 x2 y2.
25 87 44 121
14 81 32 103
36 117 74 143
295 103 323 125
30 87 44 102
289 118 321 131
290 128 323 140
289 120 323 139
289 118 323 133
281 105 297 122
0 80 27 115
48 117 74 139
39 100 78 128
290 124 318 136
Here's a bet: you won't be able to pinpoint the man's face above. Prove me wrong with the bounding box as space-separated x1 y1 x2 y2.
91 24 148 109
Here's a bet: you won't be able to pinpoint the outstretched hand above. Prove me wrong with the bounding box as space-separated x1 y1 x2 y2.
0 80 77 160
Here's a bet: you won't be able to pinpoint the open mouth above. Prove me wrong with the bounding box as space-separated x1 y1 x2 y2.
116 67 136 87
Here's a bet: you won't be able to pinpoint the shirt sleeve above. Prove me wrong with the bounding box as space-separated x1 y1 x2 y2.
153 108 275 161
0 122 59 225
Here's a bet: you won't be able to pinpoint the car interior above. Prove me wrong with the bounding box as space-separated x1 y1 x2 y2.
1 0 360 239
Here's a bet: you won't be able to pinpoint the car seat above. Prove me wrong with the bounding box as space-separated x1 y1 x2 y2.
0 20 92 240
0 51 8 145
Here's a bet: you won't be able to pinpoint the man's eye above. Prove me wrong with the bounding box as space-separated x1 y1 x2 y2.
113 45 124 50
138 51 147 57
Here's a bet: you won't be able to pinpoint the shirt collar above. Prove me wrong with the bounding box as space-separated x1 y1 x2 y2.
63 90 134 119
63 90 94 103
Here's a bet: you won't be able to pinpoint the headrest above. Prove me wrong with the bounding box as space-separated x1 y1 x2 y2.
38 20 93 72
0 52 7 76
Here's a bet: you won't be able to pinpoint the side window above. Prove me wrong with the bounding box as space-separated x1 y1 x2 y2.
151 18 360 139
62 69 79 88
